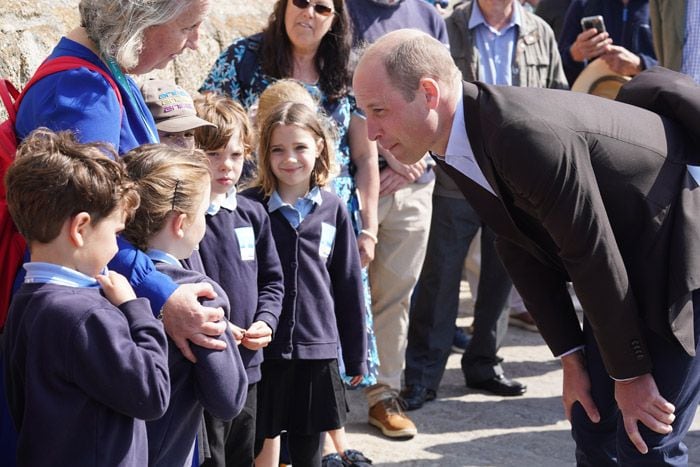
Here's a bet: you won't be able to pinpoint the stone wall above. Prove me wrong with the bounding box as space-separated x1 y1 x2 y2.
0 0 276 103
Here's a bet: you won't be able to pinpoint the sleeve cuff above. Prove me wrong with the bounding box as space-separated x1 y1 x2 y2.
556 345 585 358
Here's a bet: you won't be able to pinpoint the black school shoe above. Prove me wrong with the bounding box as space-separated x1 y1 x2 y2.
322 453 346 467
322 450 373 467
342 449 373 466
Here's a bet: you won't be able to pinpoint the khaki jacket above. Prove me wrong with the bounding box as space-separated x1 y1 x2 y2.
649 0 686 71
437 0 569 198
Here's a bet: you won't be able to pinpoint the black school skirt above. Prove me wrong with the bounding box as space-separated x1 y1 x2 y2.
256 359 348 437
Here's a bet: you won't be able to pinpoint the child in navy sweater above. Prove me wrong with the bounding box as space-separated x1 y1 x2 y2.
193 94 284 467
121 144 248 467
243 101 368 466
2 129 170 466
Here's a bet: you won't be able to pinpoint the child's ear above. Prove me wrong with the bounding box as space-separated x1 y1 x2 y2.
315 138 325 159
69 212 92 247
171 212 188 239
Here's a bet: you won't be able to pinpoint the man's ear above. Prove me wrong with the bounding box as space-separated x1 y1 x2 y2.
419 77 441 110
69 212 92 247
172 212 188 239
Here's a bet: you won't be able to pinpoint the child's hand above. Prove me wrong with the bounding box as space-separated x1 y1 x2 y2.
96 271 137 307
228 322 247 345
348 375 364 386
242 321 272 350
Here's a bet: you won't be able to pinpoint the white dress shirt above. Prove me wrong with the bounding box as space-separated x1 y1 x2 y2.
441 91 498 196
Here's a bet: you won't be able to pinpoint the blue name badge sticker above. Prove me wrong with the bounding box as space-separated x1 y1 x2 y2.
235 227 256 261
319 223 336 259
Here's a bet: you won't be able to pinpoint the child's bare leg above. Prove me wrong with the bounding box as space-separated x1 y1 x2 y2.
327 428 349 454
255 436 280 467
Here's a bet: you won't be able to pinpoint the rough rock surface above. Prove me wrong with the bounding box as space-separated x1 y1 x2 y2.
0 0 276 115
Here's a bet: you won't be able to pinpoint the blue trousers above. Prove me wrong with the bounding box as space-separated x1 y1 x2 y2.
571 291 700 466
404 195 512 390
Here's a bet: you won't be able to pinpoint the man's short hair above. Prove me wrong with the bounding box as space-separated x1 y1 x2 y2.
5 128 139 243
369 29 462 102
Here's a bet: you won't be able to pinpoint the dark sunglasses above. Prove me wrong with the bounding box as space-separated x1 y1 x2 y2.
291 0 335 17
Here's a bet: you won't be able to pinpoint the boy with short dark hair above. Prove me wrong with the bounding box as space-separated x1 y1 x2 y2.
2 128 170 466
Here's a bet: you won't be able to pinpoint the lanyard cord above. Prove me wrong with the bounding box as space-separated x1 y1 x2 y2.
103 56 158 144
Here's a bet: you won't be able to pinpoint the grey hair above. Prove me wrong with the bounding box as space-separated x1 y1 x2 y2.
79 0 194 70
378 29 462 102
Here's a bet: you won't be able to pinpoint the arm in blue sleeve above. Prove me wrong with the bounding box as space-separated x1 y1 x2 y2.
192 279 248 419
558 0 586 84
253 210 284 335
15 68 122 153
639 52 657 71
110 237 178 314
329 205 368 377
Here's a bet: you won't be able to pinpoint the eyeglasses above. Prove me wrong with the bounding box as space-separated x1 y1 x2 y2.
291 0 335 17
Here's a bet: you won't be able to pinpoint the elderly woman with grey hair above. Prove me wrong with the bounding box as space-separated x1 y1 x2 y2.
2 0 226 464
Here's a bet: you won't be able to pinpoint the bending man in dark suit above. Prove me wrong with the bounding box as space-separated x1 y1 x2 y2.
353 28 700 465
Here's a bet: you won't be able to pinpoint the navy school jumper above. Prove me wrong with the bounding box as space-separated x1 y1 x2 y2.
241 187 368 376
3 285 169 466
146 261 248 467
197 194 285 384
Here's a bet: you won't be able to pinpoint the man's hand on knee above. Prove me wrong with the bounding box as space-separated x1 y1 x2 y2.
561 350 600 423
615 373 675 454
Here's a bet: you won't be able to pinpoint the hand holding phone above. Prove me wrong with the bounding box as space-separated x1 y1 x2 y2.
570 15 611 62
581 15 606 34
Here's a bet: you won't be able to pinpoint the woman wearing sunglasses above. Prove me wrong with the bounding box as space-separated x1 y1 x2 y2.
200 1 378 466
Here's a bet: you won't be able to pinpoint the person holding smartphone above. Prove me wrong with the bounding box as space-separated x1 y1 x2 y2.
558 0 657 84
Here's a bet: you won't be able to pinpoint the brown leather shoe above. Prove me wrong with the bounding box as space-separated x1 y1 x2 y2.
368 397 417 439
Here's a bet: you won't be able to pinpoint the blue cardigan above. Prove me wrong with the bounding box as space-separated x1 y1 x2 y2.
146 261 247 467
198 195 285 384
241 188 368 377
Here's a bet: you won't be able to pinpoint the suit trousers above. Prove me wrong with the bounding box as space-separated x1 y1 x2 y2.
571 291 700 466
366 181 433 404
404 194 513 392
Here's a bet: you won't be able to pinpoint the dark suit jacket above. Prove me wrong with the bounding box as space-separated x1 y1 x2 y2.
438 78 700 379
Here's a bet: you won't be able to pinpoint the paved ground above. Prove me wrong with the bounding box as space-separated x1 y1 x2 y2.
344 282 700 466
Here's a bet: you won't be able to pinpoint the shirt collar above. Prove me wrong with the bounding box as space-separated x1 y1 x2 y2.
146 248 181 267
444 91 469 159
268 186 324 213
469 1 521 32
208 188 238 216
23 262 101 288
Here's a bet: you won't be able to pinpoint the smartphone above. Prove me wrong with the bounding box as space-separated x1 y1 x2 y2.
581 15 606 34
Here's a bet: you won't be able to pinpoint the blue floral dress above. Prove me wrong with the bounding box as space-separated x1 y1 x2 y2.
201 34 379 387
